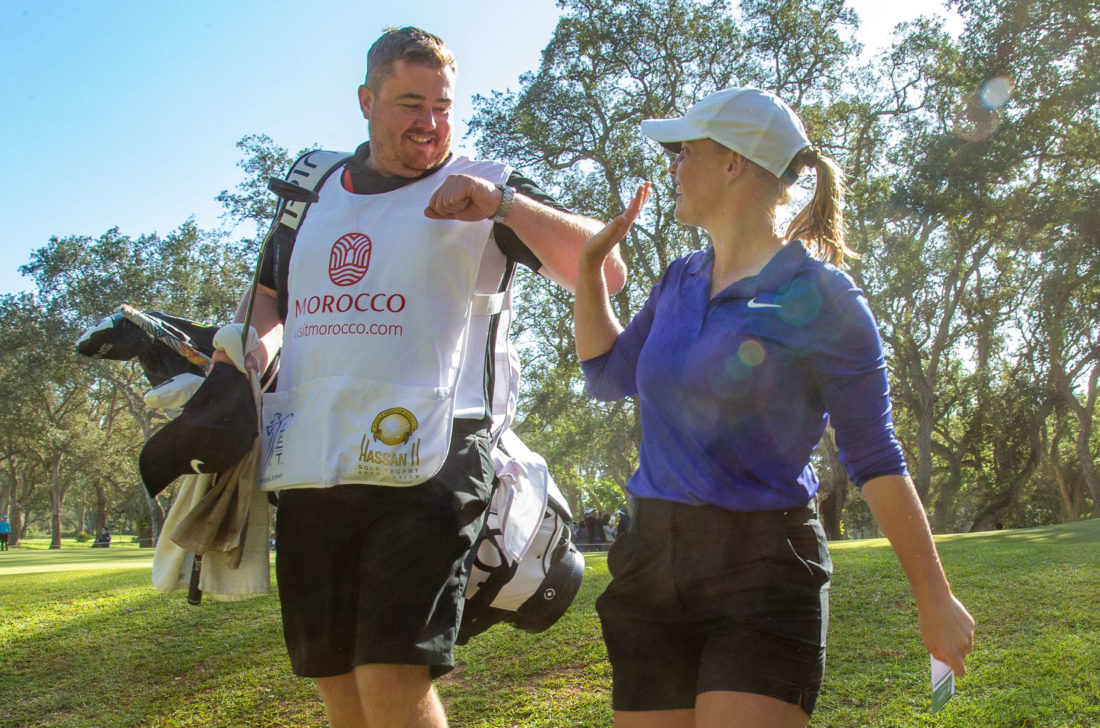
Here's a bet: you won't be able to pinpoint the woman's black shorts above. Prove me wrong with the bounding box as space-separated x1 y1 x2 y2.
596 498 832 715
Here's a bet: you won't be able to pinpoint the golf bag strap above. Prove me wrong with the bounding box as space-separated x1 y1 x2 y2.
266 150 353 323
482 258 518 430
275 150 353 232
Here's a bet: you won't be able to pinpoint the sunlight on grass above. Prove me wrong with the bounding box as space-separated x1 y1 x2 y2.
1 537 155 575
1 522 1097 727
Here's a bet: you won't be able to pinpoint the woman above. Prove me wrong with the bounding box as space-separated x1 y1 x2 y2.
574 88 975 728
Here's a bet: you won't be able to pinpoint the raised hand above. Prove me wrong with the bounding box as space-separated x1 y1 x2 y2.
581 182 651 265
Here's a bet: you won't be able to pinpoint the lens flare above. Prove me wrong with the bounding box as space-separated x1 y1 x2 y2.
738 340 765 367
953 76 1013 143
980 75 1014 109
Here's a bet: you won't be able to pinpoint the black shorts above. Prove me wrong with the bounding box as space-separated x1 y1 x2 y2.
274 420 493 678
596 499 831 715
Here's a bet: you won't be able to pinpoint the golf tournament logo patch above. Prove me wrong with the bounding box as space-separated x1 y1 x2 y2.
329 232 372 286
371 407 418 445
359 407 422 482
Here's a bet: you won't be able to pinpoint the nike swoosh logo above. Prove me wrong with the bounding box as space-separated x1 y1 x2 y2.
747 298 782 309
190 459 205 473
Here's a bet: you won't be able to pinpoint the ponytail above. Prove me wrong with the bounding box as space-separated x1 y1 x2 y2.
782 147 856 268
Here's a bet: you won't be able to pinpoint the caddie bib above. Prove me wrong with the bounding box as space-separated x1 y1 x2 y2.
259 156 510 489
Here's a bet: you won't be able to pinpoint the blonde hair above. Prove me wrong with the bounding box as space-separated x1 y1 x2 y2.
780 147 856 268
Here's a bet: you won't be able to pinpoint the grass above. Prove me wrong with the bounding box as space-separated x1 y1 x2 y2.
1 521 1097 727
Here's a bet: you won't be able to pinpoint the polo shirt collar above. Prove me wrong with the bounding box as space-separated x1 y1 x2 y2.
345 141 453 195
688 240 810 298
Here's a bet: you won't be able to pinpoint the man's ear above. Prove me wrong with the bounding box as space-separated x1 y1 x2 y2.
358 85 373 120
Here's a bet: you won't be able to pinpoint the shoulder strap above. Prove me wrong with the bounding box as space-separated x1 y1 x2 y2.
484 258 519 442
274 150 352 232
266 150 352 322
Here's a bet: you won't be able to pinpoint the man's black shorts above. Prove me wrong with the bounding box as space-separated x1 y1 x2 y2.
597 498 832 715
274 420 493 678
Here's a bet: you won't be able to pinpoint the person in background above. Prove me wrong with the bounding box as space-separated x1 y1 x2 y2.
0 514 10 551
614 508 631 539
92 527 112 548
573 87 974 728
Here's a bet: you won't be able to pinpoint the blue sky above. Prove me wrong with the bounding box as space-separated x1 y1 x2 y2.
0 0 957 296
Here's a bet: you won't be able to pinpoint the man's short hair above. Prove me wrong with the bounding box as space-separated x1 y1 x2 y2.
365 27 456 88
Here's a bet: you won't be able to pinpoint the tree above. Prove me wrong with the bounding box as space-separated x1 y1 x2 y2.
17 220 252 544
850 0 1099 528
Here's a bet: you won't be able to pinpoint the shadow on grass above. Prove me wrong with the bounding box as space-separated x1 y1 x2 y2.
3 523 1098 727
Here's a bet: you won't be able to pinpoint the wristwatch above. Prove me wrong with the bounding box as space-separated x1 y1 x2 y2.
492 183 515 223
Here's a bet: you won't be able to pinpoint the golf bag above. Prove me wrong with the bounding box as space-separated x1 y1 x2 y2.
458 430 584 645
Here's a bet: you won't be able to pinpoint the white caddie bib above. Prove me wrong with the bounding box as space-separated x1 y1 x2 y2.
259 156 510 489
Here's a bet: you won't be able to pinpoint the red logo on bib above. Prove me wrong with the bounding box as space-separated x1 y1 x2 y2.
329 233 372 286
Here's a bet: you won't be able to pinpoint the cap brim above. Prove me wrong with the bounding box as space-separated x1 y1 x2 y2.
641 118 706 152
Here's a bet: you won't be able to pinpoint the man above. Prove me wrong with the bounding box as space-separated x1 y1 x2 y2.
213 27 624 728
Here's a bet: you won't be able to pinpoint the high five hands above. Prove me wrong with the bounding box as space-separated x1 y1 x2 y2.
582 182 652 265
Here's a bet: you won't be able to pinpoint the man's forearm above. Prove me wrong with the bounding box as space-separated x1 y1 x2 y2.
503 193 626 294
423 172 627 293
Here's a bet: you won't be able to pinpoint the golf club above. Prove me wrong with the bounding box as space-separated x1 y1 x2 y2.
117 305 212 369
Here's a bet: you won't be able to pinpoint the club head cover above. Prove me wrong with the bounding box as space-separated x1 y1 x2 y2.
137 344 206 387
75 312 151 361
139 362 257 497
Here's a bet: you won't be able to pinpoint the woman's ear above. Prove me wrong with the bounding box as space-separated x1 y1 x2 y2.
725 150 746 180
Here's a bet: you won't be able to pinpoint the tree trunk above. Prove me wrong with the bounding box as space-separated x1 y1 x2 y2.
1061 361 1099 518
1048 443 1082 522
48 452 65 549
1077 362 1100 518
933 456 963 534
140 489 164 548
816 428 847 540
1076 421 1100 519
969 407 1046 531
915 391 935 504
94 484 109 534
49 504 62 549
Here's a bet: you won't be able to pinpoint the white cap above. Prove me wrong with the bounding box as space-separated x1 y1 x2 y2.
641 88 811 181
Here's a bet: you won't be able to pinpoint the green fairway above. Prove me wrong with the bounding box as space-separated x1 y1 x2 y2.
1 521 1097 727
0 538 155 575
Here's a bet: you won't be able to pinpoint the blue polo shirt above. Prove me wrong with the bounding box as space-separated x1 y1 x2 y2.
581 241 907 512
